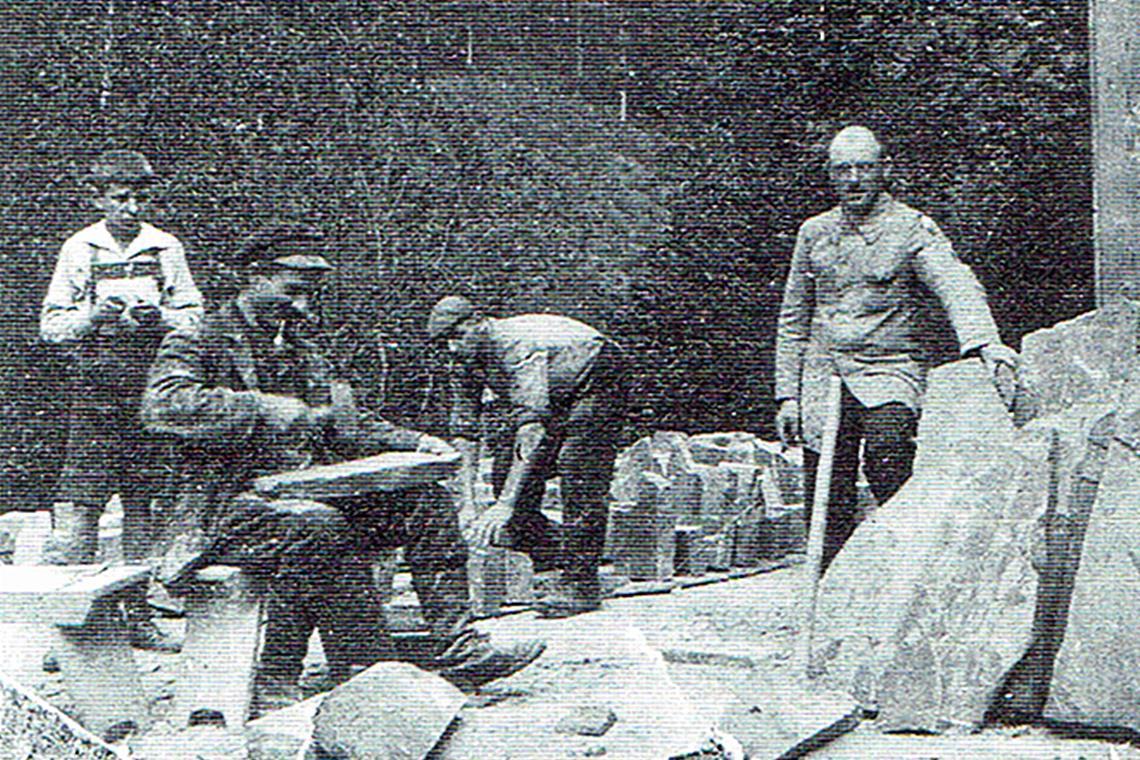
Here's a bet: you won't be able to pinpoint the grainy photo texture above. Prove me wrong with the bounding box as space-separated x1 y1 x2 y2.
0 2 1135 758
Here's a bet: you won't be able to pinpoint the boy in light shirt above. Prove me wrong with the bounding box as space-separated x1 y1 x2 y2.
40 150 203 651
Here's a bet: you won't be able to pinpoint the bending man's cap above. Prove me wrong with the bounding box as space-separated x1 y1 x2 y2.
83 150 156 186
428 295 476 340
239 221 333 271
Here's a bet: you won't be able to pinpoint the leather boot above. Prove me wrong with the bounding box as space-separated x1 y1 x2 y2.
532 574 602 618
429 630 545 692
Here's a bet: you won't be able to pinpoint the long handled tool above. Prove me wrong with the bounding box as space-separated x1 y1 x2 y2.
796 374 844 677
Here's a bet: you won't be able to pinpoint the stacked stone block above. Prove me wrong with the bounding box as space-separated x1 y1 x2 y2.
607 430 806 581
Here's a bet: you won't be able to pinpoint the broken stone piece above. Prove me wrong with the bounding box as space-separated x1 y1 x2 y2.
312 662 465 760
721 679 859 760
555 705 618 737
0 671 126 759
1017 300 1139 423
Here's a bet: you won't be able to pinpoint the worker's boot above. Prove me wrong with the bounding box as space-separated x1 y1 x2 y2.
532 573 602 619
250 671 303 719
412 565 545 690
429 629 546 692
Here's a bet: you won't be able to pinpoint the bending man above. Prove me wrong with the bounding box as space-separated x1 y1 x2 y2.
428 297 627 618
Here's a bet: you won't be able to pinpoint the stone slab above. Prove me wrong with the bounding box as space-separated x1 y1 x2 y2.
0 670 127 759
1017 300 1139 423
610 438 658 503
730 507 763 568
253 451 461 500
312 661 465 760
0 510 51 565
0 565 150 626
813 359 1046 732
674 525 708 576
439 626 711 759
53 596 151 740
757 508 806 560
555 704 618 737
992 401 1119 721
614 473 677 581
245 693 323 760
1045 377 1140 732
689 432 758 466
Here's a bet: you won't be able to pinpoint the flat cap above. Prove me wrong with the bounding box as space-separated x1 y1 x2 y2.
239 221 333 270
428 295 476 340
83 150 156 186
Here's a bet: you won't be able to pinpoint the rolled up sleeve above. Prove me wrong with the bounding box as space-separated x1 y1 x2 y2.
159 242 204 332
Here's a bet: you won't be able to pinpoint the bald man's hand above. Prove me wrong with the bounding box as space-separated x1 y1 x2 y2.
980 343 1019 412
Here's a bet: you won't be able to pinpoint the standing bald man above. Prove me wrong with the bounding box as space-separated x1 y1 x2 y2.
774 126 1018 571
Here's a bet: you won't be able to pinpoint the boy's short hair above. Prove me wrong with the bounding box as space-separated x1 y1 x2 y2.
83 150 156 187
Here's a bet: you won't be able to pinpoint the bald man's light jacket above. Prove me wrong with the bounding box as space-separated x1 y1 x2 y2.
775 193 1001 450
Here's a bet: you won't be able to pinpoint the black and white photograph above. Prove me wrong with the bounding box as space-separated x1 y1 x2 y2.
0 1 1135 757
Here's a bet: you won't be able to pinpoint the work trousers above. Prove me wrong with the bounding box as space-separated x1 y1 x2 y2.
49 334 171 566
195 483 470 682
491 347 627 583
802 383 918 573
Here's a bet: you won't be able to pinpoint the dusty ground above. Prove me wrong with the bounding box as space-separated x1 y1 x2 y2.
24 563 1140 759
472 565 1140 760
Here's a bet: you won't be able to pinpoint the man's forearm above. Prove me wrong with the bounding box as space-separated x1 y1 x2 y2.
495 422 546 512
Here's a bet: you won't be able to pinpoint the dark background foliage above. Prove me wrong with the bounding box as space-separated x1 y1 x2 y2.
0 0 1094 508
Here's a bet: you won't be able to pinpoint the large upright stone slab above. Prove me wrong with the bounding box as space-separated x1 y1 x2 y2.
813 359 1048 732
173 565 265 732
990 400 1118 722
610 438 659 504
615 472 676 581
1017 300 1138 423
312 662 465 760
1045 372 1140 732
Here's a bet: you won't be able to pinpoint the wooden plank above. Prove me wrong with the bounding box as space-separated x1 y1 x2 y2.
1090 0 1140 304
252 452 461 500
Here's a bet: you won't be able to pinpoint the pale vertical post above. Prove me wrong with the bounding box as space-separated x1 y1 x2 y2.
1090 0 1140 305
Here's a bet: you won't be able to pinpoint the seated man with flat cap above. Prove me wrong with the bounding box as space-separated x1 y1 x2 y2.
142 223 544 712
